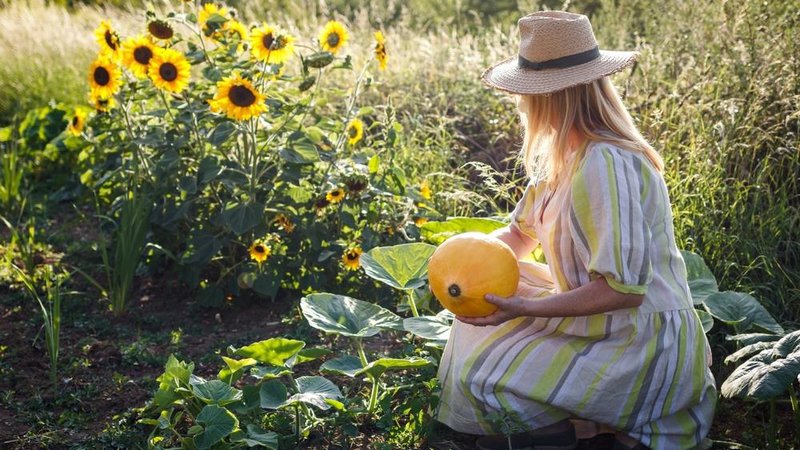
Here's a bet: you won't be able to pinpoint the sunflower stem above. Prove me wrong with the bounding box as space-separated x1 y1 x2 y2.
158 89 176 122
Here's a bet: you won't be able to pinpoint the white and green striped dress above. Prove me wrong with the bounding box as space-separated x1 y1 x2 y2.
436 141 717 450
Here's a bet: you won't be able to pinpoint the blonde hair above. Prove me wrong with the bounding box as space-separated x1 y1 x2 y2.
516 77 663 185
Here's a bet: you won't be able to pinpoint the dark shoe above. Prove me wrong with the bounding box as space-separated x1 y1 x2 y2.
475 422 578 450
576 432 615 450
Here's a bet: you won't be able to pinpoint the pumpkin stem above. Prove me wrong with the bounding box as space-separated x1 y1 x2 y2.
447 284 461 297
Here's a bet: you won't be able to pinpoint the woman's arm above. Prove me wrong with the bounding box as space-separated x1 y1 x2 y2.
490 224 538 260
457 276 644 327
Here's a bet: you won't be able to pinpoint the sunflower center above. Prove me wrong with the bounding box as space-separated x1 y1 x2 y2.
262 33 274 50
105 30 118 50
255 245 265 253
159 63 178 82
94 67 110 86
71 116 80 127
149 21 174 39
326 32 340 48
229 85 257 107
346 252 358 261
273 36 286 50
348 126 358 138
134 46 153 65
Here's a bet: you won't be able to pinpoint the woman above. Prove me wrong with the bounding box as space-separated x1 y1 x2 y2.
435 11 717 450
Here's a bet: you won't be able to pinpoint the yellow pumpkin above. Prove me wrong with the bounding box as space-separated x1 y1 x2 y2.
428 232 520 317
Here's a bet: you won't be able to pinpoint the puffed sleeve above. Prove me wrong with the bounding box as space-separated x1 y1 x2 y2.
569 145 653 295
509 179 539 242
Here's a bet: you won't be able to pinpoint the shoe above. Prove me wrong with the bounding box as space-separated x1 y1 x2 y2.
475 422 578 450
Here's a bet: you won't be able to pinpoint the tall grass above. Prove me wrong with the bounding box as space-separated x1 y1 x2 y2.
1 0 797 322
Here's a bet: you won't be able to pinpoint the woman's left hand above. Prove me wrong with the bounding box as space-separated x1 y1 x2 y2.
455 294 530 327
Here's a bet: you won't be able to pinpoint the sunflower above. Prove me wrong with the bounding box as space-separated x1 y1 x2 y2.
148 48 191 93
345 118 364 146
67 110 88 136
250 24 295 64
248 240 270 264
413 216 429 226
94 20 121 60
374 30 388 70
221 19 248 52
342 247 362 271
148 19 174 41
274 214 295 233
419 179 432 200
122 35 156 79
88 54 121 98
208 72 267 121
89 90 116 112
326 188 345 204
198 3 229 36
319 20 348 54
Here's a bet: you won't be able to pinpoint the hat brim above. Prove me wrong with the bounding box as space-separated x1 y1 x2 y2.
481 50 639 95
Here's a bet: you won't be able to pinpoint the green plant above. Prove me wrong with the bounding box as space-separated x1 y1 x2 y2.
12 264 69 391
0 132 24 211
1 208 40 277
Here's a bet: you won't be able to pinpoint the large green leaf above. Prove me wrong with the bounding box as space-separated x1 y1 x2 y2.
695 309 714 334
221 201 264 235
234 338 305 366
259 380 287 410
283 376 342 410
359 243 436 290
287 348 333 368
420 217 507 245
726 333 782 346
403 315 451 344
357 357 431 378
721 348 800 400
190 379 243 406
680 250 718 305
250 365 292 380
703 291 783 334
231 424 279 449
193 405 238 450
300 293 402 337
180 230 222 265
319 355 363 378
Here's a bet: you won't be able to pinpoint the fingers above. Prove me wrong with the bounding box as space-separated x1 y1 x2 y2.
483 294 505 305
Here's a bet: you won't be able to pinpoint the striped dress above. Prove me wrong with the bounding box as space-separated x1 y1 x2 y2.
435 141 717 450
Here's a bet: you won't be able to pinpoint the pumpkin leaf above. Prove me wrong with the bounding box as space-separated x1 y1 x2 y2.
721 349 800 401
190 379 242 406
282 376 342 410
695 309 714 334
193 405 238 450
250 365 292 380
680 250 718 305
259 380 287 410
319 355 363 378
234 338 305 366
286 348 333 368
300 293 402 337
356 357 431 378
724 341 777 365
231 424 279 449
359 243 437 290
726 333 782 346
403 315 451 344
420 217 506 245
703 291 783 334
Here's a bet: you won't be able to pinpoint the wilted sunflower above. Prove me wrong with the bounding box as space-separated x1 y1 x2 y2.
374 30 388 70
88 54 121 98
419 179 432 200
67 110 88 136
319 20 348 54
273 214 295 233
344 175 368 193
314 196 330 210
148 48 191 93
345 118 363 146
148 19 174 40
342 247 362 271
326 188 345 204
89 90 116 112
248 240 270 264
122 35 156 79
208 73 267 121
198 3 229 36
94 20 121 59
250 25 294 64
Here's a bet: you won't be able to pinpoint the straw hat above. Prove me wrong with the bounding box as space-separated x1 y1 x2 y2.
481 11 639 95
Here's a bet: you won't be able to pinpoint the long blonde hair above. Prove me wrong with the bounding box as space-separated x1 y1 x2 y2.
516 77 663 185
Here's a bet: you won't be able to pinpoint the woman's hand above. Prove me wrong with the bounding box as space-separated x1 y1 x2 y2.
456 293 530 327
